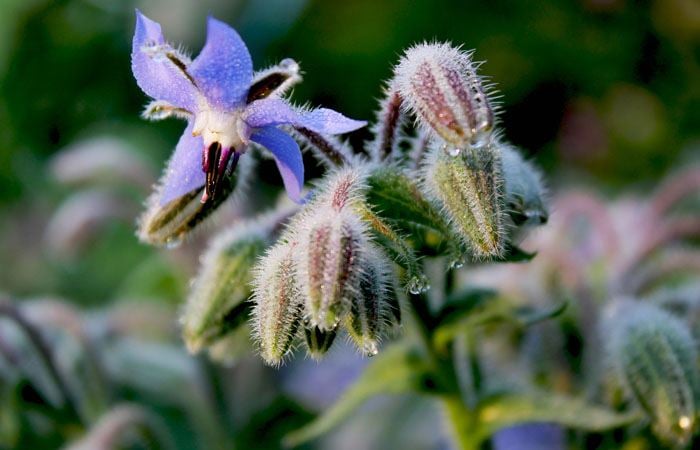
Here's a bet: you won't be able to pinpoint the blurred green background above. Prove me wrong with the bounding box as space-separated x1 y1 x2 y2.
0 0 698 332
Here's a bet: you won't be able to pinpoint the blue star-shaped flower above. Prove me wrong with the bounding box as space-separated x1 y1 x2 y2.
131 11 366 204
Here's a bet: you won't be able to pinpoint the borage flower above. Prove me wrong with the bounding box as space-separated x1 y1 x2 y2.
131 10 365 206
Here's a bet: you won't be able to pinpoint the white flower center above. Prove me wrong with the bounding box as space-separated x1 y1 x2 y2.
191 99 249 150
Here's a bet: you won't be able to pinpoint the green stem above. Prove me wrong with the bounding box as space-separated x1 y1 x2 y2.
442 396 480 450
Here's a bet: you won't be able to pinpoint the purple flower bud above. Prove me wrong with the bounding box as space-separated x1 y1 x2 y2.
298 210 367 330
394 43 495 149
251 242 304 366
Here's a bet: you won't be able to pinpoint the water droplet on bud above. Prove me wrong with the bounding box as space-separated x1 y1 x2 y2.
442 145 462 157
365 342 379 356
408 275 430 294
449 258 465 269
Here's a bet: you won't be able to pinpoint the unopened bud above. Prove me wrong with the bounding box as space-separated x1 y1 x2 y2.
137 154 253 247
394 43 495 149
181 221 268 354
345 246 394 356
499 142 548 228
298 210 367 330
604 300 700 447
423 144 505 258
304 326 337 360
251 242 304 366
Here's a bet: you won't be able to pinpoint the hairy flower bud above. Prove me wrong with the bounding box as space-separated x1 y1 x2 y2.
499 142 548 228
423 144 505 258
137 153 254 247
181 220 269 354
298 210 368 330
394 43 495 149
604 301 700 446
345 246 395 356
304 326 337 360
251 242 304 366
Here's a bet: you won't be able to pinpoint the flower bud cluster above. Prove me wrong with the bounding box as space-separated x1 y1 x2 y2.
250 169 400 365
390 43 547 259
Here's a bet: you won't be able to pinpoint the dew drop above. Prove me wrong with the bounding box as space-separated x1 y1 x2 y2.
364 341 379 357
469 128 492 149
449 258 464 269
408 275 431 294
442 144 462 157
679 416 692 430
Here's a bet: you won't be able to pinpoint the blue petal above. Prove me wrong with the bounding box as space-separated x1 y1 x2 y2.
131 10 197 110
189 17 253 111
250 126 304 203
159 121 205 205
243 99 367 135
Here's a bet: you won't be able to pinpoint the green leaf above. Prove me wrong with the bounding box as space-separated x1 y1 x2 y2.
365 167 451 237
433 296 566 352
283 343 432 447
434 287 498 325
473 390 640 444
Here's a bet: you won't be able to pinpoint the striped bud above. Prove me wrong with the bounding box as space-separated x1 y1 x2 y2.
251 242 304 366
499 142 548 228
298 210 368 330
423 144 505 258
137 153 254 247
604 301 700 447
304 326 337 360
181 221 268 354
344 246 394 356
394 43 495 149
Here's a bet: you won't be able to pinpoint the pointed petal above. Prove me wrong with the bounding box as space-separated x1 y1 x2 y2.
189 17 253 111
159 121 205 205
250 126 304 202
131 10 196 110
244 99 367 135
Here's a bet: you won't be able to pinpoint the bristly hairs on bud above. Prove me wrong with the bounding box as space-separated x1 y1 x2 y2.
603 300 700 447
393 42 500 151
366 80 407 163
296 208 370 330
136 151 255 248
499 140 549 230
344 243 397 356
182 206 295 354
250 241 304 366
421 141 507 258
